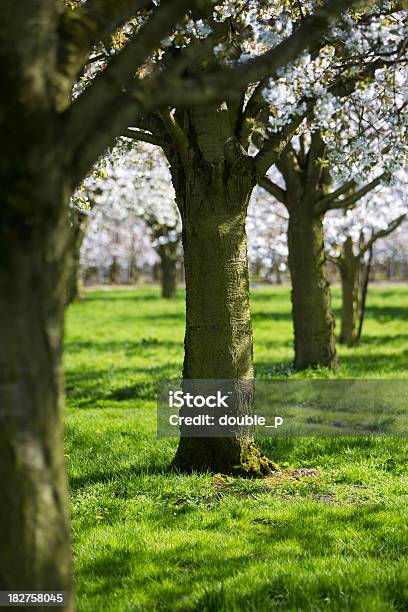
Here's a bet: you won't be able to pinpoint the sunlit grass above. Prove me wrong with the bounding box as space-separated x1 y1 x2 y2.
65 284 408 611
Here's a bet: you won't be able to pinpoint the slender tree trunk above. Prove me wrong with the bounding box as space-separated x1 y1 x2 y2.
128 251 139 284
287 203 338 369
153 262 161 282
275 263 282 285
357 246 373 342
158 245 178 299
0 178 75 606
339 265 360 346
67 211 87 305
338 237 360 345
170 154 275 475
109 256 120 284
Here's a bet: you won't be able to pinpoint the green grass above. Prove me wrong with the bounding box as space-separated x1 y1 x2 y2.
65 285 408 611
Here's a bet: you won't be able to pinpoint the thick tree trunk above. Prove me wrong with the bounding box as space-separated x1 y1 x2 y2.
0 182 74 606
170 156 275 476
287 204 338 370
339 238 360 346
158 246 178 299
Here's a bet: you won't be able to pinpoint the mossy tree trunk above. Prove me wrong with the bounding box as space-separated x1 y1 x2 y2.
166 106 275 476
339 237 360 346
287 200 338 369
0 170 74 604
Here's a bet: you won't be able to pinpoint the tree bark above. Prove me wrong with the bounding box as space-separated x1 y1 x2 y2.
169 141 275 475
287 203 338 369
0 180 75 606
0 4 77 598
339 238 360 346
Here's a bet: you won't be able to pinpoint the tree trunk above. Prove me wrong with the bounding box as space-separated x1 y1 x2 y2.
339 238 360 346
158 245 178 299
287 204 338 370
128 251 139 284
0 180 75 606
357 246 373 343
109 256 120 284
66 211 87 305
169 152 275 476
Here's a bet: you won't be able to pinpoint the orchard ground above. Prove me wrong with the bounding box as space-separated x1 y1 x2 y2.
65 285 408 612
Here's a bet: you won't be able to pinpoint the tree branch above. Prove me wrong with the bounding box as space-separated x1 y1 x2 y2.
305 130 327 193
57 0 154 101
258 176 287 205
237 79 270 147
123 128 166 147
314 180 355 212
66 0 192 185
252 52 397 180
65 0 362 188
254 100 312 178
159 108 189 153
315 173 386 214
360 215 407 255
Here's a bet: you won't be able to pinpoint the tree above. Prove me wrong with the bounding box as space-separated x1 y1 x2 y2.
123 1 405 470
129 143 182 298
0 0 379 594
247 186 289 283
78 141 182 296
326 181 407 345
375 225 408 281
256 9 406 368
79 194 158 285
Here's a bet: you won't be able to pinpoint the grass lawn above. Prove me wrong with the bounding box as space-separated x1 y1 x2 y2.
65 285 408 611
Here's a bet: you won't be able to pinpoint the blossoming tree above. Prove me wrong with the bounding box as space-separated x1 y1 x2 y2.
325 180 407 345
78 141 182 297
256 10 406 368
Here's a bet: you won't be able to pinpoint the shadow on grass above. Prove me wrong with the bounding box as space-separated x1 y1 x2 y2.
140 312 186 322
65 338 182 355
363 305 408 321
349 334 408 346
66 364 181 406
75 501 405 611
258 435 393 465
69 460 174 491
80 291 180 303
339 350 408 373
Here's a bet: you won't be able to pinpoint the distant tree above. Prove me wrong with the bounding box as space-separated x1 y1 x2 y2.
326 182 407 345
375 225 408 281
79 141 182 297
247 186 288 283
66 207 89 303
256 11 406 368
